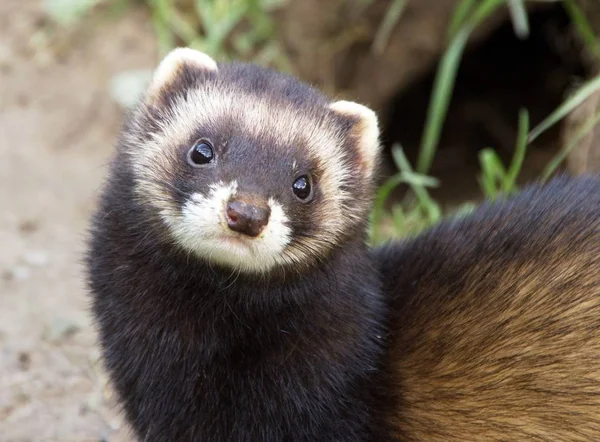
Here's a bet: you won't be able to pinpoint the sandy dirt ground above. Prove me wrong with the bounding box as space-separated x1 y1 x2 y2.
0 1 158 440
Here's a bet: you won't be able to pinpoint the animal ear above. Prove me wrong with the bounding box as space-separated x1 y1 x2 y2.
329 100 381 179
146 48 218 106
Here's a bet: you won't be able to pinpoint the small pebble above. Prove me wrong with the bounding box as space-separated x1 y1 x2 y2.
17 351 31 371
19 219 40 234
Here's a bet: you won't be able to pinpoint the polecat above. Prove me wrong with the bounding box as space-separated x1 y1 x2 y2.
88 48 600 442
376 175 600 440
86 48 392 441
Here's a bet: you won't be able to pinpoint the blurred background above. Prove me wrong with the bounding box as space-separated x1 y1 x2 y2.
1 0 599 440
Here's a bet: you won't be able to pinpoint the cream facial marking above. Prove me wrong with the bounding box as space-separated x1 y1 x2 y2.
163 181 293 272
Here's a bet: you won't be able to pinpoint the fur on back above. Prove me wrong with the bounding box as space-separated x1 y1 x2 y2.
376 176 600 441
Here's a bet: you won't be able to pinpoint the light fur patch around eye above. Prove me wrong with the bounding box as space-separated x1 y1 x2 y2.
163 181 293 273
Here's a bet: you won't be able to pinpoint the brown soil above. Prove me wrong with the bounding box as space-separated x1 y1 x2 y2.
0 1 156 440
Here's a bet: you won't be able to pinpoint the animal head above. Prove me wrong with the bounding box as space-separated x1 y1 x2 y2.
123 48 381 273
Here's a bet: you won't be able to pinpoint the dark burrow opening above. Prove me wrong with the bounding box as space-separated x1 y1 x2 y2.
380 4 593 208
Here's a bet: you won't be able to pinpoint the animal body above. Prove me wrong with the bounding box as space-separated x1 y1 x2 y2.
86 48 392 441
87 47 600 442
376 176 600 441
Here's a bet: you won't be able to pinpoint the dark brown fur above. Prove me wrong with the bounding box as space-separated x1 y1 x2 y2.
376 175 600 441
86 54 393 441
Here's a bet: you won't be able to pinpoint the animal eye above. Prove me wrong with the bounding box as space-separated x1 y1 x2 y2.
292 175 312 201
188 140 214 166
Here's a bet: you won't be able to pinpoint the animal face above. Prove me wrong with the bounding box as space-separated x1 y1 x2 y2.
123 48 381 273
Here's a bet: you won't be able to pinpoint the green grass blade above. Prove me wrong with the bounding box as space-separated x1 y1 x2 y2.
529 73 600 142
479 175 498 200
207 8 247 53
372 162 409 244
391 205 407 235
148 0 176 54
478 146 510 199
503 108 529 193
152 0 199 46
395 170 440 188
563 0 600 60
447 0 477 39
451 202 477 219
417 0 505 174
195 0 214 33
371 0 407 55
485 151 507 179
507 0 529 39
392 146 441 223
470 0 506 23
416 27 469 174
541 108 600 180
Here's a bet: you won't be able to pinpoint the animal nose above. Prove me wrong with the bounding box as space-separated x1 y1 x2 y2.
225 200 270 237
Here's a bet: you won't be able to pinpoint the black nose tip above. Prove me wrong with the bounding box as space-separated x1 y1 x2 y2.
226 200 270 237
